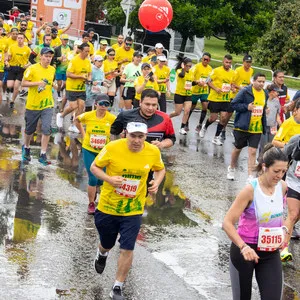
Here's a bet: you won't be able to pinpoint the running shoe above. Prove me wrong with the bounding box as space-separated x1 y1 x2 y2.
4 92 10 101
280 247 293 262
19 89 28 97
87 202 95 215
227 166 235 180
179 128 187 135
195 124 201 133
57 96 62 102
9 102 14 109
56 112 64 128
212 136 223 146
68 124 80 133
291 227 300 239
199 126 207 138
38 153 51 166
22 145 31 162
221 130 226 141
109 286 124 300
94 248 108 274
184 125 189 132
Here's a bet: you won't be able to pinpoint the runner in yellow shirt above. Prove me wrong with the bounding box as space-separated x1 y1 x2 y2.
169 57 194 135
36 23 52 45
0 33 8 104
82 32 94 56
75 94 116 214
7 32 31 108
188 52 212 132
153 55 170 112
6 28 18 49
21 47 56 166
95 39 108 59
112 35 124 50
142 47 156 63
18 20 33 46
199 54 236 145
134 63 159 108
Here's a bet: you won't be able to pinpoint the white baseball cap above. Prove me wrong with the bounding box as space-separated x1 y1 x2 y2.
157 55 167 61
94 55 104 61
155 43 164 49
126 122 148 134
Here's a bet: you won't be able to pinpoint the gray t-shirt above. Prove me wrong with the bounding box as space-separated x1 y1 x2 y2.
123 63 141 88
283 134 300 193
266 98 280 127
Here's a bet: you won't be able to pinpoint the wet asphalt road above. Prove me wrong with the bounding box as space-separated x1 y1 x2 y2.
0 100 299 300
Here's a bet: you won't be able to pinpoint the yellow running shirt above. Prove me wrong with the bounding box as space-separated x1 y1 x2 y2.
153 65 170 93
103 59 118 79
175 68 194 96
191 63 212 95
95 49 107 59
0 40 8 72
115 47 134 67
273 117 300 144
207 66 235 102
6 37 17 49
8 44 31 67
23 63 56 110
134 75 159 101
248 87 265 133
77 110 116 153
51 37 62 48
66 55 92 91
231 66 254 98
95 139 165 216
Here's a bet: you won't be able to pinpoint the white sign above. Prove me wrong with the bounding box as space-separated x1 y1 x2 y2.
53 8 71 27
44 0 62 7
64 0 82 9
120 0 136 13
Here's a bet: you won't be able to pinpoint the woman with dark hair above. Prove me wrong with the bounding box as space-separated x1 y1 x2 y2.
223 144 289 300
169 56 194 135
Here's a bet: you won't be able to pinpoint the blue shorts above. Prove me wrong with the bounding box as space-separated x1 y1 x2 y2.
82 148 103 186
192 94 209 104
56 72 67 81
94 210 142 250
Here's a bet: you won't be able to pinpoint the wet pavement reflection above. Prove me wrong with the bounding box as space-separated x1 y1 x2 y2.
0 100 299 299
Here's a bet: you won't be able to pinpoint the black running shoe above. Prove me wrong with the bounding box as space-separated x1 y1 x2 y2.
109 286 124 300
94 249 108 274
9 102 14 109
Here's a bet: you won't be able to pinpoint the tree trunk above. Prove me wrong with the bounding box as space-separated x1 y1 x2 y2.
180 36 188 53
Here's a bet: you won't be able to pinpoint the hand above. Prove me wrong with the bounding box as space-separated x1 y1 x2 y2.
151 140 163 149
144 76 150 83
166 90 171 98
248 102 254 111
103 82 108 87
241 246 259 263
108 176 124 188
38 81 47 88
197 80 205 87
148 179 160 194
81 74 88 80
128 78 134 83
92 81 99 86
266 107 270 115
215 88 222 94
165 78 170 83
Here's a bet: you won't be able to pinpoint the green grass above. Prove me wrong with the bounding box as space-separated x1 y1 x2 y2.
204 37 300 90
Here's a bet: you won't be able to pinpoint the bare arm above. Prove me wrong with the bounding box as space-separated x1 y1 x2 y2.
151 138 173 149
74 117 85 138
66 71 86 80
60 22 73 34
148 168 166 194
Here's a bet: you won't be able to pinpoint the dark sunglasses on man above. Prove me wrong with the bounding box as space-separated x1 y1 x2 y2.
97 101 110 107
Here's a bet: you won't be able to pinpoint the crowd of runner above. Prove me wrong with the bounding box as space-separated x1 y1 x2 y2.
0 8 299 300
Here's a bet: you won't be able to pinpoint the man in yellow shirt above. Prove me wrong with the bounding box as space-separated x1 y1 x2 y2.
36 23 52 45
82 33 94 56
50 28 62 48
7 32 31 108
199 54 235 145
227 73 268 181
18 20 33 46
112 35 124 50
0 14 10 34
6 28 18 49
21 47 56 166
90 121 165 300
56 42 92 132
0 33 8 104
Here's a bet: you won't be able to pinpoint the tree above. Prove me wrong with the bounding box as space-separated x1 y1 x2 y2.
86 0 104 22
254 0 300 77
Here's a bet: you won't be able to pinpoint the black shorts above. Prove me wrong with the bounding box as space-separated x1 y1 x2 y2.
174 94 192 104
7 66 25 81
116 76 124 88
0 72 4 81
208 101 231 113
287 187 300 200
25 108 53 136
94 210 142 250
123 86 136 100
66 90 86 101
233 130 261 149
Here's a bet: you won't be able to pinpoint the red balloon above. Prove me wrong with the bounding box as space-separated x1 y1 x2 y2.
138 0 173 32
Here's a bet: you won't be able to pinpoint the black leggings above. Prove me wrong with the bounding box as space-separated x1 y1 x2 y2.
229 243 283 300
158 93 167 112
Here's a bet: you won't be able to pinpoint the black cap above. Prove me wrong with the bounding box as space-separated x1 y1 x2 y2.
51 28 58 34
147 47 155 53
25 12 30 16
52 21 59 26
243 55 252 62
141 63 151 69
133 51 143 57
267 84 283 93
95 94 110 103
41 47 54 55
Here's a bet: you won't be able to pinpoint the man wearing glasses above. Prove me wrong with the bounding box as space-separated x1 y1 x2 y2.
18 20 33 46
186 52 212 132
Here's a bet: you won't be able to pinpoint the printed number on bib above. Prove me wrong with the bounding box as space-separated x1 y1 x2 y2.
115 179 140 198
90 134 106 149
221 83 231 93
270 126 277 135
184 81 192 90
257 227 283 251
252 106 263 117
295 161 300 178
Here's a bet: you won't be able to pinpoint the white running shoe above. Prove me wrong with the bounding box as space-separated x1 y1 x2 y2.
57 96 62 102
199 126 207 138
212 136 223 146
227 166 235 180
68 124 80 133
179 128 187 135
56 112 64 128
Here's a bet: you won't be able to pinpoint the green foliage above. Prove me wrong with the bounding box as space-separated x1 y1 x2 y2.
86 0 104 22
254 0 300 76
105 0 126 27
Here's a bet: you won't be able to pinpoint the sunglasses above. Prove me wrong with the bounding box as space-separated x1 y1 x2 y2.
125 43 132 46
97 101 110 107
108 53 115 56
203 58 210 62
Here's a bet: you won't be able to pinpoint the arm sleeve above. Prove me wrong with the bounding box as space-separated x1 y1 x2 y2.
110 112 125 135
163 117 176 144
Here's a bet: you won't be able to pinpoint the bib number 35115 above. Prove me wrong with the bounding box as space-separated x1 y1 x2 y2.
257 227 283 251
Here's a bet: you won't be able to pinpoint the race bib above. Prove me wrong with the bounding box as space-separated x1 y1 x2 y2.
221 83 231 93
270 126 277 135
184 80 192 90
252 106 263 117
295 161 300 178
115 179 140 198
257 227 283 251
90 134 106 149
